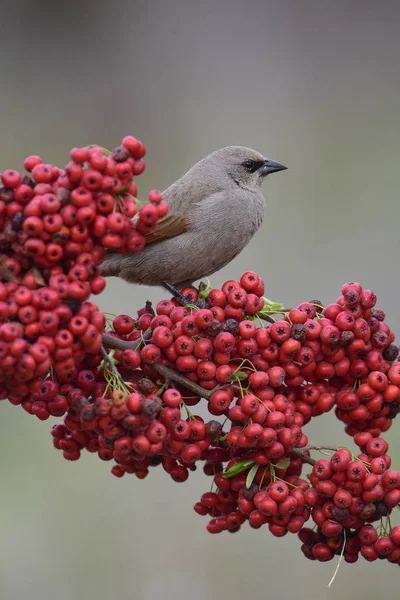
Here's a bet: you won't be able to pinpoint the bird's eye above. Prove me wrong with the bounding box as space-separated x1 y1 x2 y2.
242 160 258 173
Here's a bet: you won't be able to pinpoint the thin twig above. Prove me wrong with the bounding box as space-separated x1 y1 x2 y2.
100 346 118 377
257 313 276 324
102 331 151 351
328 529 346 588
100 346 129 392
289 445 340 466
290 448 317 466
303 445 338 453
153 363 214 400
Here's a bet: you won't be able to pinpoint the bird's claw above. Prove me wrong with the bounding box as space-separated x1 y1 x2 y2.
190 300 208 309
162 282 208 309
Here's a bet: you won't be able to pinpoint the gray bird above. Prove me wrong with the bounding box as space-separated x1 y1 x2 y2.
100 146 287 289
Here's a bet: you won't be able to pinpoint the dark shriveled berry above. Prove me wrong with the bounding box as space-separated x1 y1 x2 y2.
386 403 400 419
137 378 156 395
80 403 96 421
382 344 399 362
309 300 323 313
112 145 131 162
242 483 259 500
373 501 389 518
339 330 355 347
74 396 89 412
330 507 349 522
11 212 24 231
291 324 306 341
222 319 239 337
204 320 222 337
205 420 223 440
141 396 162 416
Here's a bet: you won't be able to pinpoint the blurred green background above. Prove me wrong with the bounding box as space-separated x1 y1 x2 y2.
1 1 400 598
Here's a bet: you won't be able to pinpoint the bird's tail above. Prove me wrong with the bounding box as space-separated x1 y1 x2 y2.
99 253 120 277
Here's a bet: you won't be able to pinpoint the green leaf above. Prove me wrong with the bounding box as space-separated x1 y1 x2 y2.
199 279 211 300
273 458 291 470
222 459 255 479
262 298 284 310
233 370 249 381
246 464 259 489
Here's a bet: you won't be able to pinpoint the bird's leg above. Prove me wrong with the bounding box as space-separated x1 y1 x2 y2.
162 282 207 308
162 282 191 305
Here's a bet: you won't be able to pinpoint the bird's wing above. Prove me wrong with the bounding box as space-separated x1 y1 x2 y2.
144 214 191 245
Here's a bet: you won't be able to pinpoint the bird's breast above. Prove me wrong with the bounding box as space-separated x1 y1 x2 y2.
185 189 266 264
191 188 265 231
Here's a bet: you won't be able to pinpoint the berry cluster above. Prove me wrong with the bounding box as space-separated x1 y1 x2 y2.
40 273 400 566
0 136 166 400
298 446 400 564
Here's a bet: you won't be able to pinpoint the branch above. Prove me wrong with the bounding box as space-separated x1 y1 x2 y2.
102 331 151 351
102 332 217 400
290 448 316 466
153 362 214 400
303 445 338 453
100 346 121 378
257 312 276 324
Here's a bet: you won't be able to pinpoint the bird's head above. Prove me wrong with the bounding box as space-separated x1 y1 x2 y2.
206 146 287 191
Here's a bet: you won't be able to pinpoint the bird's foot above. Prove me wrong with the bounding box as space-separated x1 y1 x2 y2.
191 301 209 309
162 282 208 309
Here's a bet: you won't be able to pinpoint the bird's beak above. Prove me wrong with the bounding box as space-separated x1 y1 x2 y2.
259 157 288 176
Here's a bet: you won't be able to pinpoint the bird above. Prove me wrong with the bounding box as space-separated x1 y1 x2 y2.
100 146 287 291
